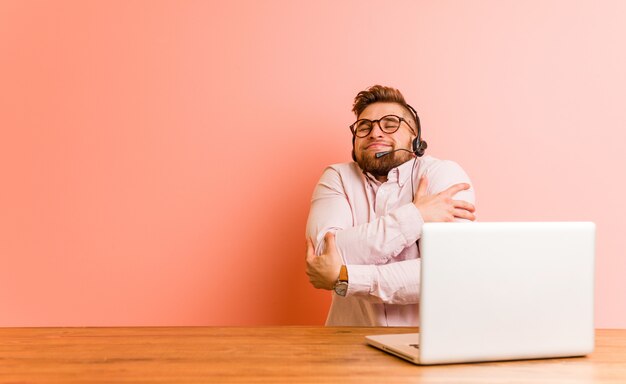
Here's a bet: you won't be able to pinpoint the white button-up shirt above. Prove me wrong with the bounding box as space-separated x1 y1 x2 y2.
306 155 475 326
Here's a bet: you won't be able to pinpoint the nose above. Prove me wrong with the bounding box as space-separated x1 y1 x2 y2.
367 121 385 138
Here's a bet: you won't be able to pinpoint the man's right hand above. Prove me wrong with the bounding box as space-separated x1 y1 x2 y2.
413 176 476 222
305 232 342 290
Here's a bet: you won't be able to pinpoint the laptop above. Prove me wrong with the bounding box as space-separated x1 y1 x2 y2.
366 221 596 365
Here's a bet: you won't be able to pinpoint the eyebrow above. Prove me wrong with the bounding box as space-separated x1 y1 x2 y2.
358 114 402 120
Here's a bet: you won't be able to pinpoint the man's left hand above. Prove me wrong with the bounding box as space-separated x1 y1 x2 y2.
305 232 342 290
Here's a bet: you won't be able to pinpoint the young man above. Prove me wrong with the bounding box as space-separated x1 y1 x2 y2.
305 85 476 326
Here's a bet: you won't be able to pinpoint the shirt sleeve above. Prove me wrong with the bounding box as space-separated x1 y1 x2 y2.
344 160 477 303
305 165 423 265
346 259 421 305
306 160 476 305
424 160 476 222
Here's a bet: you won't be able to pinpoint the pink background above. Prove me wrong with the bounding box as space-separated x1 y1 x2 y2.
1 1 625 327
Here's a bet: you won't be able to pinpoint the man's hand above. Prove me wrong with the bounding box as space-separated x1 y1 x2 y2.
413 176 476 222
305 232 342 290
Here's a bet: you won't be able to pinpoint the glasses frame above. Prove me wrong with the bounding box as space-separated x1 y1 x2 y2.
349 114 416 138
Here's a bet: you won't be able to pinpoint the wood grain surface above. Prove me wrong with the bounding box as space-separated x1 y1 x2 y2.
0 327 625 383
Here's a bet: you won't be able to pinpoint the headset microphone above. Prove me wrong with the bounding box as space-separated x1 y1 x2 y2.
375 148 408 158
374 137 427 158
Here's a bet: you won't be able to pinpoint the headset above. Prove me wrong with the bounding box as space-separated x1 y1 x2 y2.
351 103 427 161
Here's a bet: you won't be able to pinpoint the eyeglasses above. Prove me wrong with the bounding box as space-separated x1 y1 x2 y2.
349 115 415 138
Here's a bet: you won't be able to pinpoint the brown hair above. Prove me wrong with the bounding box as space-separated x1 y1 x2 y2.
352 85 411 119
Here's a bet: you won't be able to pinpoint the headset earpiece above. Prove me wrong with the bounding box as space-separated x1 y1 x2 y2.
406 103 426 157
415 140 428 157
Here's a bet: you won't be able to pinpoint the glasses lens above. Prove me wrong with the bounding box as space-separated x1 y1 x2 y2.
355 120 372 137
380 115 401 133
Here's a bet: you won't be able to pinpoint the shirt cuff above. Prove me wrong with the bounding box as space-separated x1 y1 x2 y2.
345 264 376 297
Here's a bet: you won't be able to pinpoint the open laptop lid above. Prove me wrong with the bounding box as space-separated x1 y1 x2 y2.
417 222 595 365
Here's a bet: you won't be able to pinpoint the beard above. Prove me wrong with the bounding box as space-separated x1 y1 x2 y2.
356 148 415 178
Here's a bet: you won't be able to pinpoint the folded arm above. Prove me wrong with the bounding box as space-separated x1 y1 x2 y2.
306 162 476 265
306 166 423 265
304 161 476 305
305 232 420 304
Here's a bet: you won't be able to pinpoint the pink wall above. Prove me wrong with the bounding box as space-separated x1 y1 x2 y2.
1 1 624 327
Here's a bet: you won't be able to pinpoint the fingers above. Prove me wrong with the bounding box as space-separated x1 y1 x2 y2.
306 232 336 262
453 200 476 212
441 183 470 197
324 231 336 250
452 199 476 220
305 237 315 262
306 233 340 291
453 208 476 221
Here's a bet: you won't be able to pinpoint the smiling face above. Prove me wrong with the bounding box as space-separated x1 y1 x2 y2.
353 102 417 181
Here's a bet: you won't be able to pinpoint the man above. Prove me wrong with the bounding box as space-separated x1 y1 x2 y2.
305 85 476 326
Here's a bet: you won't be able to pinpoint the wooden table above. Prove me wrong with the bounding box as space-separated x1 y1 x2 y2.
1 327 625 383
